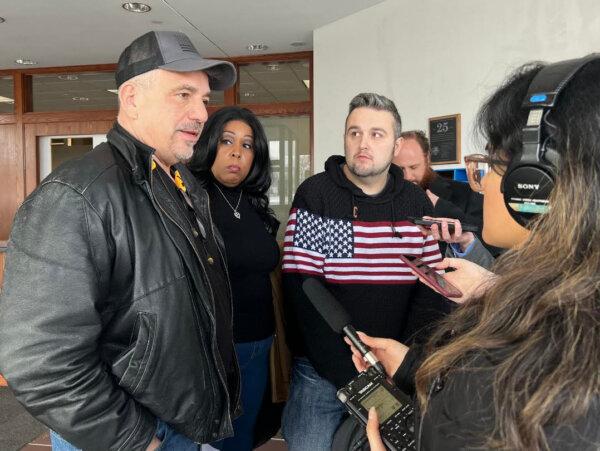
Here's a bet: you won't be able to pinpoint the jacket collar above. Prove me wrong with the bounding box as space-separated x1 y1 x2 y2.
107 122 156 185
108 122 202 196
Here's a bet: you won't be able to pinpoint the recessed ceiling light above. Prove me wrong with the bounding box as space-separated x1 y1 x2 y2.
290 41 306 47
58 74 79 81
0 17 6 24
15 58 37 65
0 95 14 104
107 89 119 95
72 97 90 102
247 44 268 51
122 2 151 13
243 92 255 97
266 63 280 71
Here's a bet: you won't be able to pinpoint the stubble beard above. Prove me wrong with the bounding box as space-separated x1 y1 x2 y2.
173 122 203 163
347 160 390 178
346 149 394 179
173 144 195 164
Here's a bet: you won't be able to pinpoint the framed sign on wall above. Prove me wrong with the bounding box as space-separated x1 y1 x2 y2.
428 114 461 164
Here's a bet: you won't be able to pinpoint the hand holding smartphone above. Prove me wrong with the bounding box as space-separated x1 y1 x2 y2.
399 254 462 298
407 216 479 233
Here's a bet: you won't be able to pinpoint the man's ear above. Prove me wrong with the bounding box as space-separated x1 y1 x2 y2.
118 82 140 120
393 136 404 157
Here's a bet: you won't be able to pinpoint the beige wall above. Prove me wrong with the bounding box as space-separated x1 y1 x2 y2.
313 0 600 172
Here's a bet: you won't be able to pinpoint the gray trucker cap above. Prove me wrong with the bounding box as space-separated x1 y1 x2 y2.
116 31 236 90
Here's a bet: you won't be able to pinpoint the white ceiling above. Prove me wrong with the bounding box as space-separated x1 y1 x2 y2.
0 0 386 69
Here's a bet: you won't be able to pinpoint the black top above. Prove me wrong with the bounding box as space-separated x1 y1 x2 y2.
209 183 280 343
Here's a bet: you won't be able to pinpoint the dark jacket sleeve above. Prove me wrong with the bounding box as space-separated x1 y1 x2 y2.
0 182 155 451
392 344 425 395
433 189 483 232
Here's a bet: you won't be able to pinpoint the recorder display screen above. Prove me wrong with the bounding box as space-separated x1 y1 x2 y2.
360 385 401 423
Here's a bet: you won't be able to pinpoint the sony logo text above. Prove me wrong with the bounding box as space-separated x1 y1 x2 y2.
517 183 540 190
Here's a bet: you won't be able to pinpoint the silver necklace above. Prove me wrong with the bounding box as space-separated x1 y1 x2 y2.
215 184 243 219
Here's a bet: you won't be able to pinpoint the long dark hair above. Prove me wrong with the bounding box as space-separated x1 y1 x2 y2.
188 106 279 235
416 60 600 449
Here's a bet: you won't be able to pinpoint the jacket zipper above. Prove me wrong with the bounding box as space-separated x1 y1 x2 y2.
206 194 241 414
145 167 233 432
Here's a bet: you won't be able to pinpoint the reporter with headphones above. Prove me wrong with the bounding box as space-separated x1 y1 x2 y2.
347 55 600 450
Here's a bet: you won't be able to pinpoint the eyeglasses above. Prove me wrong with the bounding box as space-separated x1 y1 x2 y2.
464 153 508 193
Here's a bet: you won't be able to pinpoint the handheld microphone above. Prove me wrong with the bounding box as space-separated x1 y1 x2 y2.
302 278 386 376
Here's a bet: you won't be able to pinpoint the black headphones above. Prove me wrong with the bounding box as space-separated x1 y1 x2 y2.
501 53 599 226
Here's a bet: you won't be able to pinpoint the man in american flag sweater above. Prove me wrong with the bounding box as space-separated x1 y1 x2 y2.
280 93 453 451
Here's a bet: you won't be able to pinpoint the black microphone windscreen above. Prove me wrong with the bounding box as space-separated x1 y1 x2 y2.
302 278 351 333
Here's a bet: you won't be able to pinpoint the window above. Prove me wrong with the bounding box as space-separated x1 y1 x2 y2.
32 72 118 112
0 76 14 114
258 115 310 239
239 60 310 104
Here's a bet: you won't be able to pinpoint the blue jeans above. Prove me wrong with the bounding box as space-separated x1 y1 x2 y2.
282 357 346 451
50 419 198 450
213 335 273 451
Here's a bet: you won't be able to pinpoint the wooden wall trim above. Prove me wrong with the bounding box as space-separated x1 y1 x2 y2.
0 64 117 76
226 51 312 64
235 102 312 116
0 124 19 241
13 74 26 214
23 110 118 124
0 115 16 124
0 252 4 301
309 53 314 175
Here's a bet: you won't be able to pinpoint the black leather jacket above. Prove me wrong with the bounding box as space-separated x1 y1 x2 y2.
0 124 240 450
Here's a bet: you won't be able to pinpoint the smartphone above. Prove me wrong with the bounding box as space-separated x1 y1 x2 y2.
399 254 462 298
407 216 479 233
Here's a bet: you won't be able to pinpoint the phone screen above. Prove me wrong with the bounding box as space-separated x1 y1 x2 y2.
399 254 462 298
412 258 448 287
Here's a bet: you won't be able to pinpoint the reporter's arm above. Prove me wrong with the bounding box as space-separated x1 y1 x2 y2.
415 257 497 304
345 332 409 378
391 344 425 395
447 236 495 270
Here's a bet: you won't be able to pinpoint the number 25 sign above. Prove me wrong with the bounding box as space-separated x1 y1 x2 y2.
428 114 461 165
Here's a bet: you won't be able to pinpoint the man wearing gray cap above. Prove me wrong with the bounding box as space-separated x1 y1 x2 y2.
0 31 238 450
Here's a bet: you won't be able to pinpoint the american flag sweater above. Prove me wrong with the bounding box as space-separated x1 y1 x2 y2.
282 155 453 388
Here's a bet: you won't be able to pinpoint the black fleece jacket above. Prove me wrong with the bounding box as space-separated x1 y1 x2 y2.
393 345 600 450
281 156 453 388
